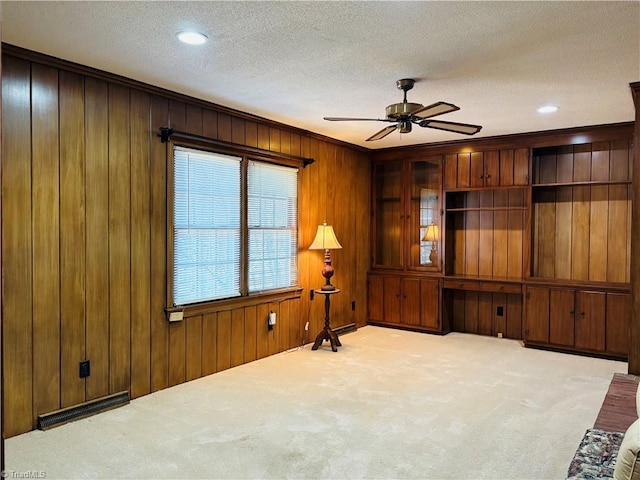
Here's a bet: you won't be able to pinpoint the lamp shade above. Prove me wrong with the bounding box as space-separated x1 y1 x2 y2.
309 223 342 250
422 224 439 242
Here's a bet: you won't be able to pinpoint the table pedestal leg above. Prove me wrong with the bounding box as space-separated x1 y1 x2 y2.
311 292 341 352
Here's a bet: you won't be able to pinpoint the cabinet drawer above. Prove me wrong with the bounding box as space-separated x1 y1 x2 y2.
480 282 522 294
444 279 480 290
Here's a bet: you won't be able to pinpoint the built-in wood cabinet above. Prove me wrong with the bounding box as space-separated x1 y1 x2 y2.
524 285 628 358
368 156 444 332
444 188 527 279
372 157 441 270
530 142 632 283
443 148 528 189
370 124 633 361
368 274 442 333
523 140 632 358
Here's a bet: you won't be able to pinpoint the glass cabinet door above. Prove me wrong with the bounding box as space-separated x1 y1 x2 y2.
408 160 440 270
373 161 403 268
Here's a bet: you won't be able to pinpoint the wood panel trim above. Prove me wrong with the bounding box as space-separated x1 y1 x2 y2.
629 81 640 374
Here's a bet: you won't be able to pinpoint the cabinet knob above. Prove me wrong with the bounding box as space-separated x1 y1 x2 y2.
569 310 575 315
580 311 585 316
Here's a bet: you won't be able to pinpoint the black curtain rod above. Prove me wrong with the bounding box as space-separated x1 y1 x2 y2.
158 127 315 168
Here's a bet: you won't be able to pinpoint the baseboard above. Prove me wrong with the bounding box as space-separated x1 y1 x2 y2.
334 322 357 335
37 391 130 431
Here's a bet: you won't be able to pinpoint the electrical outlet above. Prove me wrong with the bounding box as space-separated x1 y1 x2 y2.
351 301 356 311
497 332 503 339
496 306 504 317
79 360 90 378
305 321 309 331
310 289 314 301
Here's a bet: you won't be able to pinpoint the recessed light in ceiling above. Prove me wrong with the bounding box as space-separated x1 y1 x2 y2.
177 31 208 45
537 105 558 114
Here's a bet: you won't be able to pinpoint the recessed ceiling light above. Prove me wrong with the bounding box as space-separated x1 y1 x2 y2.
177 31 208 45
537 105 558 114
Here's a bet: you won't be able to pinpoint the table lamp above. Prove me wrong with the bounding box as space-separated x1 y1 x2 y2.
309 222 342 291
422 223 439 265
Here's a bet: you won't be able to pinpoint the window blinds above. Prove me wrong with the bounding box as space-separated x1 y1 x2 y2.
247 161 298 293
173 146 241 305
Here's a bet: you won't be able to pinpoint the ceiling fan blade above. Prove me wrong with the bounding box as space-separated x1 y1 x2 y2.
411 101 460 119
419 119 482 135
324 117 387 122
366 125 397 141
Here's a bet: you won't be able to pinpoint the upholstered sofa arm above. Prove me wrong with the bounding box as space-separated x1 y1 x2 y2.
613 419 640 480
613 384 640 480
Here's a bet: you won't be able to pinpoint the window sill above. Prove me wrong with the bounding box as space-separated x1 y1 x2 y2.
166 287 304 320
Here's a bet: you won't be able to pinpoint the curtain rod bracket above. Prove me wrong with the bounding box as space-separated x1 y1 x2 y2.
158 127 174 143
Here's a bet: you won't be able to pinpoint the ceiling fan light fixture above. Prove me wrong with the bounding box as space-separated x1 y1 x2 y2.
177 31 208 45
399 120 412 134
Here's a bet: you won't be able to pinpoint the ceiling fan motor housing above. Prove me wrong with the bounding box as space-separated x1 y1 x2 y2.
386 102 423 120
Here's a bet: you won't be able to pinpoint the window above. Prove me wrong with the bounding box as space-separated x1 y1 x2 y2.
171 146 298 306
248 161 298 293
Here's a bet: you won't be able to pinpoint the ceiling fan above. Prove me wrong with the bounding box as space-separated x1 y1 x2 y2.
324 79 482 141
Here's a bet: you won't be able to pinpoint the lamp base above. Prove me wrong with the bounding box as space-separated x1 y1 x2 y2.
429 248 438 265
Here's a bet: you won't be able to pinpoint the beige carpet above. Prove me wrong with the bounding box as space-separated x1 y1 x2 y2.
5 326 627 479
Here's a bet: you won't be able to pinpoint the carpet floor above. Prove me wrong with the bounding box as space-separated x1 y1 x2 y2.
4 326 627 479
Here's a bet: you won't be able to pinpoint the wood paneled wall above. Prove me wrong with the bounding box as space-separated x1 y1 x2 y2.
531 141 632 283
1 50 371 437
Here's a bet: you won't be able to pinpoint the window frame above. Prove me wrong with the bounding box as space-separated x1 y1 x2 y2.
166 135 303 314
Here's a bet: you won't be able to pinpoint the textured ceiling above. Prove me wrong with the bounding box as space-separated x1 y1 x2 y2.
2 1 639 149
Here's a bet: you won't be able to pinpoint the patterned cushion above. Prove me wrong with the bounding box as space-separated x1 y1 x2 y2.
566 428 624 480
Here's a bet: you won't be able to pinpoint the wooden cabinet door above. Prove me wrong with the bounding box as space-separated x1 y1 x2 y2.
550 289 575 346
470 152 484 188
575 291 606 351
373 162 403 268
401 278 421 326
420 278 440 329
444 154 457 189
457 153 471 188
525 286 550 342
606 292 630 356
383 276 401 324
513 148 529 185
368 276 384 322
483 151 499 187
500 148 529 186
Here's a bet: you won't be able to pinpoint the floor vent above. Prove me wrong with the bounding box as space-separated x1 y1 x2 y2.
334 322 357 335
37 391 130 431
